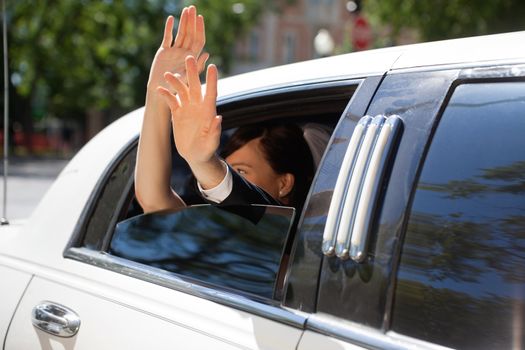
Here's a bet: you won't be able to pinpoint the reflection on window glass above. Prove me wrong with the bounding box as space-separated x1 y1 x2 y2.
392 82 525 349
110 205 294 299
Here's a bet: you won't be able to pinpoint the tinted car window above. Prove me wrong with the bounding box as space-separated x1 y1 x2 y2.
81 145 137 250
391 82 525 349
110 205 294 299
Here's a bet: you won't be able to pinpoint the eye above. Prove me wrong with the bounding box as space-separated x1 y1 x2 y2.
236 168 247 175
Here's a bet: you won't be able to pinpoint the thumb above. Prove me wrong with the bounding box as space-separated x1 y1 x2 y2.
197 52 210 74
157 86 180 113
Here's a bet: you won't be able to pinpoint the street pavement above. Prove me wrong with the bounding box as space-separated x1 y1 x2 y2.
0 157 69 220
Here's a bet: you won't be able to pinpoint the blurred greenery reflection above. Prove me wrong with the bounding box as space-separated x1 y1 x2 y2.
392 82 525 349
111 205 294 299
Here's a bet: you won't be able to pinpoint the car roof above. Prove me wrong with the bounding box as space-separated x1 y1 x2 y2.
217 31 525 100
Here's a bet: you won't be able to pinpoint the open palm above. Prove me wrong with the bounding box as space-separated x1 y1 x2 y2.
148 6 208 91
159 56 220 166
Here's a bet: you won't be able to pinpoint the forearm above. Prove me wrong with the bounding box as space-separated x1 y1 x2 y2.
135 89 185 212
185 154 227 190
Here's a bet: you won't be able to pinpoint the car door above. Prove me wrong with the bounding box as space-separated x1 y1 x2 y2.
297 62 525 349
5 76 380 350
293 66 459 349
388 64 525 349
5 132 303 350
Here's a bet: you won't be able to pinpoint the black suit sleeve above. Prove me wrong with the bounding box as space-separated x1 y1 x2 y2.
193 164 280 207
189 164 280 225
220 165 281 206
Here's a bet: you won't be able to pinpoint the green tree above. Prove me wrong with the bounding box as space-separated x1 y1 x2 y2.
364 0 525 43
7 0 171 142
4 0 271 146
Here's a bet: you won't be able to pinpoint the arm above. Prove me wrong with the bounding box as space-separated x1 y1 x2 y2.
135 6 208 213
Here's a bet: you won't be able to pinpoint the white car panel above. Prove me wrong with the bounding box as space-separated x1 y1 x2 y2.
217 31 525 101
1 254 302 350
217 49 403 99
6 277 245 350
0 265 32 345
0 110 141 265
391 31 525 70
298 331 366 350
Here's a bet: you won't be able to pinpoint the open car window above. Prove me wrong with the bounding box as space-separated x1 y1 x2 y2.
110 204 295 299
67 81 358 309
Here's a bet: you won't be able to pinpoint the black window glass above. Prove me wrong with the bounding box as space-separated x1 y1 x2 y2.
110 205 294 299
82 146 137 249
391 82 525 349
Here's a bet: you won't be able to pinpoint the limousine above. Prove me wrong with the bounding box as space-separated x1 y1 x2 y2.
1 31 524 349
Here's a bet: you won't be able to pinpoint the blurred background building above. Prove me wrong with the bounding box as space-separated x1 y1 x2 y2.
1 0 524 158
232 0 356 74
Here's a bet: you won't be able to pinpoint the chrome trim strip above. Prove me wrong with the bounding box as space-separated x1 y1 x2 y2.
306 313 453 350
389 58 525 76
322 116 372 256
350 115 402 262
335 115 384 259
65 247 307 329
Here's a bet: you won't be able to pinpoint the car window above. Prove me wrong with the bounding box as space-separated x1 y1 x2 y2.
391 82 525 349
80 144 137 250
110 204 294 299
70 82 355 313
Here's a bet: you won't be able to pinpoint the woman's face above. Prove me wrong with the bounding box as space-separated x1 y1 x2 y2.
225 137 288 202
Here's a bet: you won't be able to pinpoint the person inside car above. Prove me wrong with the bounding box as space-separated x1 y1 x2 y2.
135 6 317 214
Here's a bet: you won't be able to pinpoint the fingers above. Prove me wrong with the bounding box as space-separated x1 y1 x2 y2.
209 115 222 136
174 6 204 54
157 86 181 112
186 56 202 101
161 16 174 48
174 7 188 48
204 64 218 102
164 72 190 104
196 52 210 74
182 6 196 49
193 14 205 54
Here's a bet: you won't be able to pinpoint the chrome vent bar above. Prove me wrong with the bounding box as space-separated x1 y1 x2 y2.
322 114 402 262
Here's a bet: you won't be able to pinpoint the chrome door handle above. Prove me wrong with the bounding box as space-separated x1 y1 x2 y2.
31 301 81 337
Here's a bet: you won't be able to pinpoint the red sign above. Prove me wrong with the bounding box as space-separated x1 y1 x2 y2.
352 15 372 51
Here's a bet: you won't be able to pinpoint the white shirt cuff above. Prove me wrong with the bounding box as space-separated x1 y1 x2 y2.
197 160 233 203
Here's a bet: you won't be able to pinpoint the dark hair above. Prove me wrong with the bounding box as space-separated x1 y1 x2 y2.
221 124 314 209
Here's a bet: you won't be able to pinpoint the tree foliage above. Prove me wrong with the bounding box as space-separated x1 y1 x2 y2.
364 0 525 43
7 1 169 119
5 0 269 124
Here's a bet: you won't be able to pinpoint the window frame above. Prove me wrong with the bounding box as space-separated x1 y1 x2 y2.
314 67 461 330
282 76 383 312
63 78 367 327
64 136 138 252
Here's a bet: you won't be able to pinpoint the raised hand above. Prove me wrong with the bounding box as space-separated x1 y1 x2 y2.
148 6 209 91
158 56 221 170
136 7 212 213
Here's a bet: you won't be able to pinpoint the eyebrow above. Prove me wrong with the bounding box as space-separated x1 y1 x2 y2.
228 162 253 168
